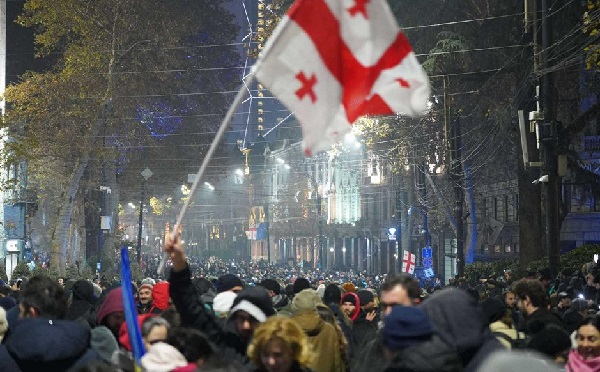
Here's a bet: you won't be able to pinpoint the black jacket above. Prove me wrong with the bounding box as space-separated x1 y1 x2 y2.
384 334 463 372
524 308 565 335
0 318 100 372
420 288 503 372
169 265 249 364
351 333 387 372
353 310 378 350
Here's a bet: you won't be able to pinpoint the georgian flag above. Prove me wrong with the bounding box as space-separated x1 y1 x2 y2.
402 250 416 274
254 0 430 156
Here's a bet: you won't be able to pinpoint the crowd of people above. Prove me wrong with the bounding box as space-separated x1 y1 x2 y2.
0 233 599 371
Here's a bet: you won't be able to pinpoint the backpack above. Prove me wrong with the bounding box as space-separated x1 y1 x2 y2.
492 330 529 349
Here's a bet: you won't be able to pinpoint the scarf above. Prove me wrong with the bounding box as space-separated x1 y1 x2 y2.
566 349 600 372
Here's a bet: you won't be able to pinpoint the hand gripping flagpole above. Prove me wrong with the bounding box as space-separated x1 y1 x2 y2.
157 74 256 275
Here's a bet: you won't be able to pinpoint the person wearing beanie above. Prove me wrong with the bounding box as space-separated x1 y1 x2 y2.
341 292 360 321
482 297 526 349
90 325 119 363
138 282 154 314
290 289 345 372
166 229 275 365
0 275 101 371
259 278 288 310
342 282 357 293
215 273 244 293
293 277 311 295
66 279 96 328
213 291 237 318
563 298 588 334
354 289 379 349
382 305 462 372
528 324 571 364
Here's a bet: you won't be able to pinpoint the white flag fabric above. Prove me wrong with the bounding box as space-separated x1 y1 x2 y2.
402 250 416 274
254 0 430 156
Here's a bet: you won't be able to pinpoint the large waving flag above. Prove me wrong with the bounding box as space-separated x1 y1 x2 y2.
121 247 146 369
254 0 430 156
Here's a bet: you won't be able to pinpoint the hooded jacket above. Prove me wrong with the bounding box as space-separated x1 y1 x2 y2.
96 287 124 326
420 288 503 372
341 292 360 321
66 280 96 328
149 282 170 314
0 318 100 371
384 334 463 372
292 310 344 372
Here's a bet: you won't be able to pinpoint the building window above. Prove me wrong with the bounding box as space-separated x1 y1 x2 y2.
504 244 511 253
515 243 520 253
504 195 510 222
494 244 501 253
514 194 519 221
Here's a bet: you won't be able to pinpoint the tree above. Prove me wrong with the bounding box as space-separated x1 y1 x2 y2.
11 261 30 280
4 0 241 274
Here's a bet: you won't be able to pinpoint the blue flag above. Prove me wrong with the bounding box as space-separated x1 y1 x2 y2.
121 246 146 366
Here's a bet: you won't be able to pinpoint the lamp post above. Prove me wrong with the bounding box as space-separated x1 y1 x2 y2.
137 168 153 262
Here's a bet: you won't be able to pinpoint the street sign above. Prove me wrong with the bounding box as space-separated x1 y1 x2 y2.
424 268 435 278
422 247 432 258
423 257 433 268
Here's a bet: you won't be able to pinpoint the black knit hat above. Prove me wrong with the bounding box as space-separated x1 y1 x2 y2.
259 278 281 295
229 286 276 322
481 297 506 324
528 324 571 357
293 278 311 294
357 289 374 306
323 284 342 304
215 274 244 293
341 292 357 306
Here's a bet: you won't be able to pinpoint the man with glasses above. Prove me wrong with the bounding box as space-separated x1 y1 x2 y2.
351 273 421 372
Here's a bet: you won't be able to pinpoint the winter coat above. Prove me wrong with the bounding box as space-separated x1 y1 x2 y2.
251 361 314 372
383 334 463 372
524 308 565 336
0 318 100 371
169 265 249 365
292 310 344 372
66 280 96 328
353 310 378 350
489 321 526 349
420 288 503 372
350 334 388 372
148 281 170 314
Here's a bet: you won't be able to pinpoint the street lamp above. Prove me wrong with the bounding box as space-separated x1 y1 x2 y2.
204 182 215 191
137 168 153 262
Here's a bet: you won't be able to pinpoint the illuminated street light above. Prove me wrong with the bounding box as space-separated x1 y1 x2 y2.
204 182 215 190
128 202 136 209
276 158 285 164
284 164 291 170
235 169 244 176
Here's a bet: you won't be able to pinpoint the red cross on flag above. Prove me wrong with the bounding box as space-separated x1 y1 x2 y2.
402 250 416 274
254 0 430 156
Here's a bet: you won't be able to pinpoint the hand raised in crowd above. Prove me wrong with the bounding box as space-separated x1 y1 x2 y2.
366 310 377 322
163 228 186 272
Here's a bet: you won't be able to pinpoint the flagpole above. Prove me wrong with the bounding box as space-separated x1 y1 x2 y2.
157 75 255 275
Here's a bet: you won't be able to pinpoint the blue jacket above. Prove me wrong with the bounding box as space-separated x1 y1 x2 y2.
0 318 100 371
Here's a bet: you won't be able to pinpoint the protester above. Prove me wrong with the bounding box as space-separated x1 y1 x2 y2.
420 287 503 372
247 316 314 372
138 281 154 314
565 316 600 372
351 273 421 372
0 275 100 371
165 231 275 364
291 288 344 372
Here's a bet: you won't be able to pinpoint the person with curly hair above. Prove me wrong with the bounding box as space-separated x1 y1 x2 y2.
247 316 314 372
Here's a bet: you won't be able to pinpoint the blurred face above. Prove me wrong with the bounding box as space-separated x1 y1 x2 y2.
57 278 64 286
105 312 126 337
504 292 516 308
380 284 412 317
233 310 259 339
559 297 572 308
586 273 599 288
139 288 153 305
144 324 168 350
260 338 294 372
341 302 356 317
577 324 600 359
